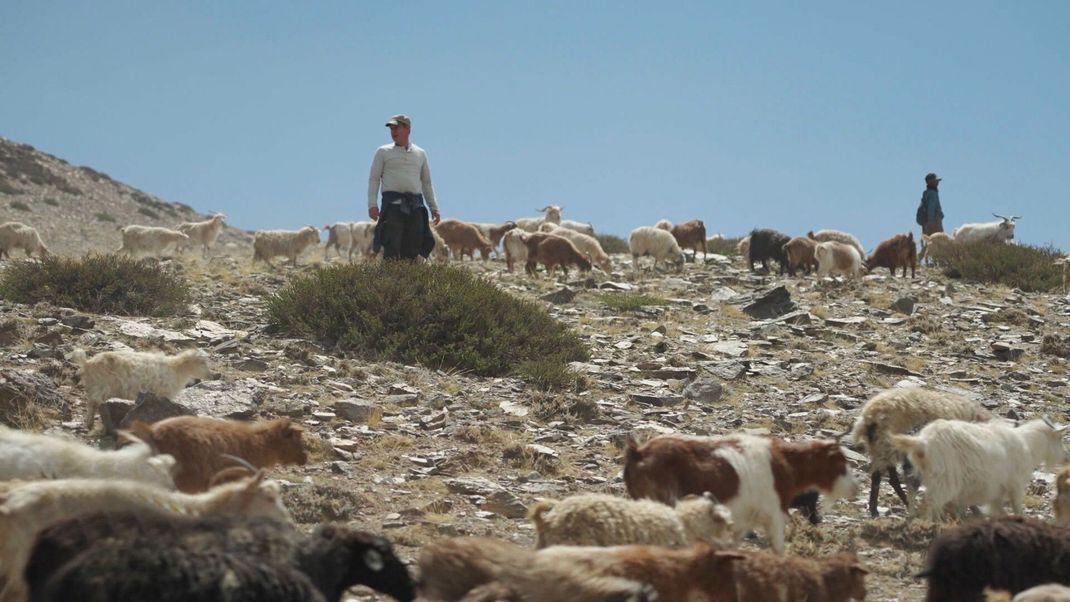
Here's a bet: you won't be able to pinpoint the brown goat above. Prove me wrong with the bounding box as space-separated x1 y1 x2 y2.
128 417 308 493
867 232 917 277
435 219 493 261
524 232 592 278
667 220 708 260
783 236 820 276
729 551 867 601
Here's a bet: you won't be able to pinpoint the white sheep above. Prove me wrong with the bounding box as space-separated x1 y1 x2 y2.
891 418 1070 521
69 348 212 430
0 222 49 259
528 492 733 549
559 219 595 236
251 226 320 267
808 229 865 258
176 213 225 258
515 205 563 232
815 241 864 279
0 470 289 602
0 425 175 489
850 387 990 517
953 214 1019 245
117 225 190 258
538 223 612 272
502 229 529 272
628 226 685 272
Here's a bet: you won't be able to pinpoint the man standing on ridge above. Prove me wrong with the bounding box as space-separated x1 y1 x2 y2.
368 114 441 260
918 172 944 236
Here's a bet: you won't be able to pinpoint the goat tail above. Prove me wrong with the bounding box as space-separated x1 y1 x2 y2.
888 433 922 456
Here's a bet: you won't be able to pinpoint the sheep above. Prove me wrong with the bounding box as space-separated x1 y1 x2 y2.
0 469 289 602
725 550 867 602
890 418 1069 521
539 223 612 272
502 229 528 272
252 226 320 267
782 236 820 276
917 516 1070 602
815 241 864 279
628 226 685 272
434 219 493 261
1053 465 1070 525
527 492 733 549
953 214 1020 244
176 213 225 258
559 219 595 236
322 221 357 262
515 205 562 232
849 387 990 517
472 221 518 257
986 584 1070 602
25 512 415 602
524 232 592 278
656 219 707 261
117 225 190 258
0 425 174 489
69 348 211 431
807 229 865 258
624 434 857 554
417 537 725 602
747 228 791 274
126 416 308 493
920 232 958 264
866 232 917 278
0 222 48 260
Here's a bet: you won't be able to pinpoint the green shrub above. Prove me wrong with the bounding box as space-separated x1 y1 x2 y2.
595 233 629 254
42 197 59 207
94 212 116 223
0 254 190 316
513 359 578 391
942 242 1063 292
266 262 588 376
137 206 159 219
706 236 743 256
597 292 667 311
9 201 30 212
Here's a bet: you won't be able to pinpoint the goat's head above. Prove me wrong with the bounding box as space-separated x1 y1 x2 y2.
313 525 416 602
267 419 310 465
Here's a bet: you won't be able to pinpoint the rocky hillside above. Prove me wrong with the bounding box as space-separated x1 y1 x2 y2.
0 136 251 256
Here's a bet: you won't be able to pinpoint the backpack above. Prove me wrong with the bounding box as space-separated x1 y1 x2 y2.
915 196 928 226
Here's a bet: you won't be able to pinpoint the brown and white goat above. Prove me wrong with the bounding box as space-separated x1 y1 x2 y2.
867 232 917 277
435 219 493 260
524 232 592 278
624 434 857 554
127 417 308 493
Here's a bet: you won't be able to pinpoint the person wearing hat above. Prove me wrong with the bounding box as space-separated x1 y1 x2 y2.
367 114 441 260
917 172 944 236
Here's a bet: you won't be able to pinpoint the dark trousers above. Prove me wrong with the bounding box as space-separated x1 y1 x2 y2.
380 204 427 260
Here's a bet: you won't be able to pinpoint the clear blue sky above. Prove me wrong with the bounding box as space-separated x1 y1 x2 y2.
2 1 1067 249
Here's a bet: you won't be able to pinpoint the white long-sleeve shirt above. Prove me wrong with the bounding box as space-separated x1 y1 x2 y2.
367 142 439 212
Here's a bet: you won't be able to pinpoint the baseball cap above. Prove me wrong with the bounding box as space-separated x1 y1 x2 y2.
385 114 411 127
925 172 942 182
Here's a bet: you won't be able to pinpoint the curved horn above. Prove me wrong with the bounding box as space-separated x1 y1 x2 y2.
219 453 258 473
535 206 550 212
993 213 1008 220
208 466 255 488
1010 215 1021 220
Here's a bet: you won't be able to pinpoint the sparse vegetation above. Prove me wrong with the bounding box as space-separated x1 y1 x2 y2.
266 261 588 376
9 200 30 212
943 242 1064 292
595 233 629 254
706 236 743 256
137 206 160 219
0 176 20 195
1041 334 1070 359
512 358 579 391
0 254 190 316
94 211 116 223
597 291 667 311
42 197 59 207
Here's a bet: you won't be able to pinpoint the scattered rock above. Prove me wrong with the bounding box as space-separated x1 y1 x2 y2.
629 392 685 406
333 398 383 424
541 287 577 304
0 369 71 424
173 379 259 418
733 286 798 319
892 297 917 315
683 377 724 403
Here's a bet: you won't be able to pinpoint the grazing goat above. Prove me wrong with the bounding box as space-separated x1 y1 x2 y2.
891 418 1069 521
849 387 989 517
624 434 857 553
727 550 867 602
815 241 864 279
117 225 189 258
26 513 415 602
656 219 707 261
515 205 563 232
528 492 732 549
953 214 1019 244
435 219 493 261
502 230 528 272
252 226 321 267
1053 465 1070 525
867 232 917 277
629 227 685 272
176 213 225 258
808 229 865 258
322 222 357 262
69 348 212 430
985 584 1070 602
472 221 517 258
0 222 48 259
0 470 289 602
524 232 592 278
920 232 957 264
918 516 1070 602
539 223 612 272
783 236 819 276
127 416 308 493
559 219 595 236
747 229 791 274
0 425 174 489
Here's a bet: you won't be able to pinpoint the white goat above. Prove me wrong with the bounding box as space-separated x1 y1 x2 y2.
808 229 865 258
117 225 189 258
322 221 357 262
629 226 685 272
502 229 529 272
815 241 864 279
953 214 1020 245
0 222 49 259
559 219 595 236
891 418 1069 521
538 223 612 272
0 426 175 489
515 205 563 232
176 213 225 258
69 348 212 430
252 226 320 267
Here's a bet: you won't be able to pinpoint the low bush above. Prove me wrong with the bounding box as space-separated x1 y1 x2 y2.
942 242 1063 292
266 261 588 376
9 200 30 212
42 197 60 207
94 211 116 223
595 233 629 254
0 254 190 316
706 236 743 256
137 206 160 219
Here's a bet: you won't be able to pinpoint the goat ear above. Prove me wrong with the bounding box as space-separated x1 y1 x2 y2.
363 549 385 572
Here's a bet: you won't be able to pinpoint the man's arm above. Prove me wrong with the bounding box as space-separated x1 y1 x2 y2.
367 149 384 220
420 153 441 223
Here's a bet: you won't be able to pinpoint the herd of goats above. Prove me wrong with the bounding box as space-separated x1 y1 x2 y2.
0 205 1070 601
